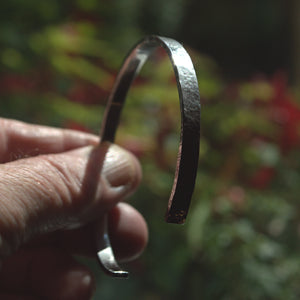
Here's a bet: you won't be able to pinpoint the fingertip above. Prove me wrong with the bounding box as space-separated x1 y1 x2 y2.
30 248 95 300
0 247 95 300
108 203 148 262
101 143 142 200
54 268 95 300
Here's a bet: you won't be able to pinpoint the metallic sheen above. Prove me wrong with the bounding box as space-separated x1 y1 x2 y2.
97 35 201 277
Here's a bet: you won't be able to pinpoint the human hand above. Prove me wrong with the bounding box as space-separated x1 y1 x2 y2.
0 118 148 300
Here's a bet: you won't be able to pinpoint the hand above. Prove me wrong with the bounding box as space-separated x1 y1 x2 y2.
0 118 148 300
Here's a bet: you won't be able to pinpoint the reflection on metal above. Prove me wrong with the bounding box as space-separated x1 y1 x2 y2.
96 215 128 278
97 35 201 277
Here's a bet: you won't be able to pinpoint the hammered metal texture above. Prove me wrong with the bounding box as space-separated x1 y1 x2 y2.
97 35 201 277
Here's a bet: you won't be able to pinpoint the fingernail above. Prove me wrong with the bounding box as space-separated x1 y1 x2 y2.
102 144 141 190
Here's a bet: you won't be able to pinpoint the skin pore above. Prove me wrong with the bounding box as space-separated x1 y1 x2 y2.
0 118 148 300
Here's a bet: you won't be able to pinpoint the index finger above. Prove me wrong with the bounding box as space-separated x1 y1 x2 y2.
0 118 99 163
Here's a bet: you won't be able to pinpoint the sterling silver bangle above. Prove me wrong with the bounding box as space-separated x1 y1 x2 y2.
97 35 201 278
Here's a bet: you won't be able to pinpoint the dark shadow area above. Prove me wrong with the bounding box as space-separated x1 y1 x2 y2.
177 0 292 79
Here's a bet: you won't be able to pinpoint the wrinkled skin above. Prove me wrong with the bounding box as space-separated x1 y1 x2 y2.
0 118 148 300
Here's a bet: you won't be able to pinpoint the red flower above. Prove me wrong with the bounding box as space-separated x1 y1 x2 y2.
250 166 276 189
68 82 109 105
0 74 36 93
269 72 300 152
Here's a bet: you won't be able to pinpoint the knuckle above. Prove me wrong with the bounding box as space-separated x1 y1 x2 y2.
37 155 83 208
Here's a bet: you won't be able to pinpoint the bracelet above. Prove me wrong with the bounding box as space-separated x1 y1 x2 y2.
97 35 201 277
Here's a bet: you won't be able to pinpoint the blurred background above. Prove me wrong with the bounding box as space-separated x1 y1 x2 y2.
1 0 300 299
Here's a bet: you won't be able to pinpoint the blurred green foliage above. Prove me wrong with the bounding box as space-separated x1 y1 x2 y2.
1 1 300 299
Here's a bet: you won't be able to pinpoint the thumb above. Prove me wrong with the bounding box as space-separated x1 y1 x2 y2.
0 143 141 259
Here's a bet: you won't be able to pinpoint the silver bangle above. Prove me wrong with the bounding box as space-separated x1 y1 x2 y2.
97 35 201 277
